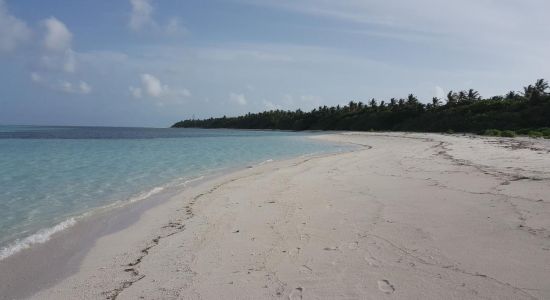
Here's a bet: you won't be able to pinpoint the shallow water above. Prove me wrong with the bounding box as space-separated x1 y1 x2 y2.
0 126 347 259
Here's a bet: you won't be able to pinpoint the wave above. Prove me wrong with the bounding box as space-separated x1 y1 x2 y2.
174 175 205 188
258 159 274 165
128 186 166 204
0 218 77 261
0 174 209 261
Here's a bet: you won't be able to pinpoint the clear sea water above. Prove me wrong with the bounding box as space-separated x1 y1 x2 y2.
0 125 348 259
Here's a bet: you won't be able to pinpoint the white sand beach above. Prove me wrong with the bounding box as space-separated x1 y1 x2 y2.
5 132 550 299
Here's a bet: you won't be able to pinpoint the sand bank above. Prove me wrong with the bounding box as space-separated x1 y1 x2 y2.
3 132 550 299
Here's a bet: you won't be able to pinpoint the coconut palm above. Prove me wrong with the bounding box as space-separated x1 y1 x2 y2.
467 89 481 102
534 79 549 95
447 91 458 105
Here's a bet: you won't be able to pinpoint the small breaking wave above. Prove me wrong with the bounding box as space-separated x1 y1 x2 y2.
258 159 274 165
0 175 209 261
174 175 205 188
127 186 166 204
0 218 77 261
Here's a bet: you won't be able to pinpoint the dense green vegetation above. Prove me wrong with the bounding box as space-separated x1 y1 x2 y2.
173 79 550 138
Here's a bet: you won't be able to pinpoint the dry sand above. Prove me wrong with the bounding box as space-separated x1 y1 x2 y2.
5 133 550 299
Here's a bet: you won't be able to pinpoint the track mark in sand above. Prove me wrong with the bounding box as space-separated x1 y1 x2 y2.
162 220 185 230
366 233 538 299
364 255 380 267
101 150 370 299
104 177 252 298
289 287 303 300
299 265 313 274
348 241 359 250
377 279 395 294
103 218 189 299
103 236 161 299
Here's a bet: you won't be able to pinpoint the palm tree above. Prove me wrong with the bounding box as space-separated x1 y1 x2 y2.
348 101 356 112
505 91 518 100
524 84 537 100
458 91 467 103
534 79 549 95
467 89 480 102
447 91 458 105
369 98 378 108
407 94 419 104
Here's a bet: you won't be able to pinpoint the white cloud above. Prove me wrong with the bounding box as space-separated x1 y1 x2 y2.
59 80 92 94
238 0 550 60
177 88 191 97
30 72 42 82
130 73 190 103
43 17 72 52
30 71 92 95
63 49 76 72
79 81 92 94
164 18 187 36
128 0 187 35
141 73 165 97
39 17 76 73
230 93 247 105
129 86 143 98
0 0 31 52
129 0 154 31
39 52 76 73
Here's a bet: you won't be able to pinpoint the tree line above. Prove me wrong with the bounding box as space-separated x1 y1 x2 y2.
172 79 550 137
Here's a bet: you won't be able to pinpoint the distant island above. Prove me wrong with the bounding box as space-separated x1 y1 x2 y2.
173 79 550 138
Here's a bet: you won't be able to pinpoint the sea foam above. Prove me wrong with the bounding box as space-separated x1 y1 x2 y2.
0 218 77 260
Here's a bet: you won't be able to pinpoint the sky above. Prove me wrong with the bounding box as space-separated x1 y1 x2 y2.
0 0 549 127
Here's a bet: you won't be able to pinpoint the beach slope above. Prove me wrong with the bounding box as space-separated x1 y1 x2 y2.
25 133 550 299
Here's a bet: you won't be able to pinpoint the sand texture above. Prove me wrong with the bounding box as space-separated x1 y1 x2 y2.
10 133 550 299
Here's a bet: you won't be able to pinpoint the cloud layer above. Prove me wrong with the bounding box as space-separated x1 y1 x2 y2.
128 0 186 35
43 17 72 52
0 0 31 52
0 3 92 95
129 0 154 31
1 0 549 127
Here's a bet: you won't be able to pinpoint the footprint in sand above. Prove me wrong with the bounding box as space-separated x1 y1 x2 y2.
377 279 395 294
299 265 313 274
289 287 303 300
364 256 379 267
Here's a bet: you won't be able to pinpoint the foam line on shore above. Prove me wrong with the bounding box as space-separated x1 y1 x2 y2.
0 218 77 261
0 174 209 261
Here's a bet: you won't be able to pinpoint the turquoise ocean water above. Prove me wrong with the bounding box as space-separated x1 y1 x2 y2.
0 126 347 259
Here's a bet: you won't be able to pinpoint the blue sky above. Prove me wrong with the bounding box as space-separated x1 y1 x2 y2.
1 0 549 127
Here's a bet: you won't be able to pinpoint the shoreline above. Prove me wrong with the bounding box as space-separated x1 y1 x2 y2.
0 131 349 261
0 172 213 262
2 132 550 299
0 141 355 299
0 172 207 299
